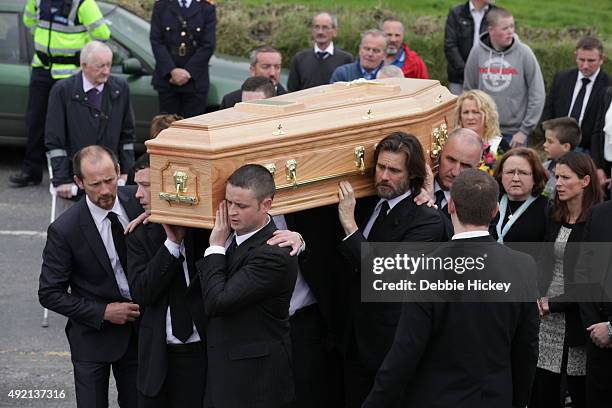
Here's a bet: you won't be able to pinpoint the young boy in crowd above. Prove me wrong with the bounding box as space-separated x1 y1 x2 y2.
541 117 582 198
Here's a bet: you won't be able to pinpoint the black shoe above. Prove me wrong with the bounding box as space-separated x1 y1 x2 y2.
9 172 42 187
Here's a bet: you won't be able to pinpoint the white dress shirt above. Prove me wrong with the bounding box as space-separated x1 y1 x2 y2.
452 230 490 240
603 101 612 161
361 189 412 239
567 68 600 125
314 42 335 56
85 196 131 300
272 215 316 316
177 0 192 7
164 239 202 344
82 73 104 94
469 1 489 47
434 180 450 209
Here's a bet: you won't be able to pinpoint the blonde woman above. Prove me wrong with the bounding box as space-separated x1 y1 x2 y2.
453 89 510 173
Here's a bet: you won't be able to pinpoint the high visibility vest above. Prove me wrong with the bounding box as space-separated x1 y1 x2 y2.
24 0 110 78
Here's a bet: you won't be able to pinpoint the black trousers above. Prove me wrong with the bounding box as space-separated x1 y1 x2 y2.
72 333 138 408
21 67 57 179
529 367 585 408
158 90 208 119
343 333 377 408
586 342 612 408
291 304 340 408
139 341 206 408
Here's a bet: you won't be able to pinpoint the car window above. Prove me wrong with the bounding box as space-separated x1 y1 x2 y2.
0 13 21 64
107 38 131 73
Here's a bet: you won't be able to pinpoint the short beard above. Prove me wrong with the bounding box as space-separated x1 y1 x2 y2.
386 46 399 56
375 178 410 200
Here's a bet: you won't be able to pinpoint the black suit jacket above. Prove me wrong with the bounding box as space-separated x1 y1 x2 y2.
362 236 540 408
219 83 287 109
591 86 612 171
541 68 610 150
126 224 208 396
39 186 143 362
197 219 298 408
337 194 447 369
575 201 612 328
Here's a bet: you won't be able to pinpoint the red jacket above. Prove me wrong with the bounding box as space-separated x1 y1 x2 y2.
394 43 429 79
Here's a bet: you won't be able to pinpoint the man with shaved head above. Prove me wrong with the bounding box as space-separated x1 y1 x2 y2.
287 11 354 91
381 17 429 79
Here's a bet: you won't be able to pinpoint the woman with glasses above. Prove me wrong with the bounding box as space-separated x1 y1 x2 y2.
491 147 549 243
531 152 603 408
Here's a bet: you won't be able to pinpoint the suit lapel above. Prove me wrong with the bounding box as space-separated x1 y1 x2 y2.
78 200 117 287
584 71 607 116
227 221 276 274
380 194 417 240
118 186 142 221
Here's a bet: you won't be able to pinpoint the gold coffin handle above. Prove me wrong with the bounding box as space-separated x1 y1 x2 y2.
159 170 198 205
354 145 365 174
285 159 298 188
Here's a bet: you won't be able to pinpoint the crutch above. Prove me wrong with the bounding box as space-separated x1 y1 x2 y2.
41 152 56 328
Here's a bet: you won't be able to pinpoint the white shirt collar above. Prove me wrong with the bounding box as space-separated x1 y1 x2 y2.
234 215 271 246
469 0 489 12
178 0 193 8
375 189 412 213
452 230 490 240
314 42 334 55
82 73 104 94
578 67 600 82
86 195 126 227
434 179 451 201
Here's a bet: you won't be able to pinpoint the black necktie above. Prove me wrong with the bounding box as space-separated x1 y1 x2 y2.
569 77 591 123
106 212 127 273
226 235 238 259
368 201 390 241
180 0 187 7
435 190 446 210
86 88 102 110
316 51 329 60
169 249 193 342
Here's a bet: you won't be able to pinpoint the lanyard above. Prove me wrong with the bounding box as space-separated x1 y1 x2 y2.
496 194 537 243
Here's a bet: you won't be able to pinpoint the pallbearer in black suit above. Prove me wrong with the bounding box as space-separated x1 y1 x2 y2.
336 132 446 407
39 146 143 408
362 169 540 408
541 36 610 155
433 128 483 236
126 153 208 408
150 0 216 118
197 164 298 408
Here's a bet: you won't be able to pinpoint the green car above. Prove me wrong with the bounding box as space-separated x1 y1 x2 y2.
0 0 253 149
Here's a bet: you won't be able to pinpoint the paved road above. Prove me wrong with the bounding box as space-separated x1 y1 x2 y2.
0 147 119 407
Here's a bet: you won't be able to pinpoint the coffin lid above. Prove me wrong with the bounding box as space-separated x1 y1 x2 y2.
145 78 454 157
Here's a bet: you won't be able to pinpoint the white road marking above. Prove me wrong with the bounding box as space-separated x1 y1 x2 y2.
0 230 47 238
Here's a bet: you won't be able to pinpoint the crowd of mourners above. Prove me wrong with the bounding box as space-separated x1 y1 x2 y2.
9 0 612 407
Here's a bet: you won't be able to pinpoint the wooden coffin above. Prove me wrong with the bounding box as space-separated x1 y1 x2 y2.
146 78 456 228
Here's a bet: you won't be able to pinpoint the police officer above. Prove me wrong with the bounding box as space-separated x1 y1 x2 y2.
10 0 110 187
150 0 216 119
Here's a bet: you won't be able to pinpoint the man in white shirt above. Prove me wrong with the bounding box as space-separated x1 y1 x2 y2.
39 145 143 408
541 36 610 155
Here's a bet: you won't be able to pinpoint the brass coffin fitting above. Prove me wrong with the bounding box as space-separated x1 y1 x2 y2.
435 94 443 104
362 109 374 120
159 170 198 204
430 122 449 160
264 163 276 176
354 146 366 174
272 124 286 136
285 159 298 188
